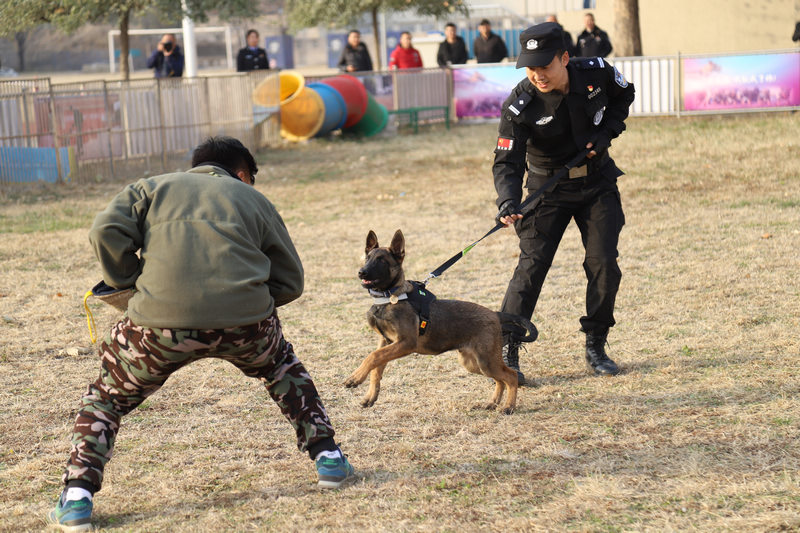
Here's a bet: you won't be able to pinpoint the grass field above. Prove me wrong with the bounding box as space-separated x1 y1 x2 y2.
1 114 799 532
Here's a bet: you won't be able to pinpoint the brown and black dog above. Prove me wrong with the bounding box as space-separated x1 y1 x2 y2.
346 229 537 414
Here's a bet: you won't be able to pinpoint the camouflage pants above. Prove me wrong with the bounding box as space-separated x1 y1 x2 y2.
63 312 335 491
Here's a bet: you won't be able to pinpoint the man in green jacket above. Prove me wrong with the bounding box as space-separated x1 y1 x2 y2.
48 137 354 532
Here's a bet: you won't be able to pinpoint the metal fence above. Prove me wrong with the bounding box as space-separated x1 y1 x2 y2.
2 49 797 185
0 72 280 184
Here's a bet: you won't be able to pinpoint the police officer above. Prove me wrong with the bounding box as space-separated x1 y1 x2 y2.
237 29 270 72
493 22 635 385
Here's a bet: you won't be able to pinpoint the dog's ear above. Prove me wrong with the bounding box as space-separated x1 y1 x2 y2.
390 229 405 263
365 230 379 256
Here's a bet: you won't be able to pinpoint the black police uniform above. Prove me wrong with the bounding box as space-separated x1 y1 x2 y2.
237 47 269 72
494 30 635 339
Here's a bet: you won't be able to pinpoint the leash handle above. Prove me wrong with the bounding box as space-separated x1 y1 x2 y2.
83 290 97 344
425 147 592 283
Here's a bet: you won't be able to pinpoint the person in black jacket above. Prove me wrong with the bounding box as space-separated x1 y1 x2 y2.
237 29 270 72
546 14 577 57
474 19 508 63
576 13 613 58
146 33 184 78
492 22 635 385
437 22 469 66
337 30 373 72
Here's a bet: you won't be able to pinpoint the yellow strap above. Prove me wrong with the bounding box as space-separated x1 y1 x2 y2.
83 290 97 344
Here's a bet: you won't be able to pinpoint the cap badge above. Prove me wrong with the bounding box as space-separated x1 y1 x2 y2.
526 39 538 50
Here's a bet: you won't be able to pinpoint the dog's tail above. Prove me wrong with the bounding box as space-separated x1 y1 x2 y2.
497 312 538 343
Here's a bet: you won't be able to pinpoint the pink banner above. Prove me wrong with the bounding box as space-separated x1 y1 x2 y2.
683 52 800 111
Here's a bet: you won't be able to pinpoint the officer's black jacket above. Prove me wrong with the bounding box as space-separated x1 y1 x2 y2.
493 57 635 208
237 47 269 72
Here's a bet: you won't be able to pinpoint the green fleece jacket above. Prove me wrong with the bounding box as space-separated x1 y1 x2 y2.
89 165 304 329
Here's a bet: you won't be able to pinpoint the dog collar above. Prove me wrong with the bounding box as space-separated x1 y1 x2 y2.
368 288 408 305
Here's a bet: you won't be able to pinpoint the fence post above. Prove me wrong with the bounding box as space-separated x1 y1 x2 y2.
47 80 65 183
157 78 168 171
676 51 682 118
102 80 115 180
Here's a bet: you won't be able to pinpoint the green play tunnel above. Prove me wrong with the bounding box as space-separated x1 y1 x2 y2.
343 92 388 138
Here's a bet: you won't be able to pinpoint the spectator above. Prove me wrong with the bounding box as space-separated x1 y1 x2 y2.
338 30 373 72
389 32 423 69
545 14 577 57
237 29 269 72
46 136 355 531
437 22 468 66
576 13 613 58
473 19 508 63
793 22 800 43
146 33 184 78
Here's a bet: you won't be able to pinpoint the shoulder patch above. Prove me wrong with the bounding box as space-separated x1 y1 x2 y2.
507 91 532 116
573 57 605 70
613 66 628 88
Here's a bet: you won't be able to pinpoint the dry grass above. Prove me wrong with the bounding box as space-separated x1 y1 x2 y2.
1 113 799 532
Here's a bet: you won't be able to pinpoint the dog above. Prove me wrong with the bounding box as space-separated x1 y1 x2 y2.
345 229 537 415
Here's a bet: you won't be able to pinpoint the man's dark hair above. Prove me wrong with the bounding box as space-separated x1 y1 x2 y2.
445 22 456 30
348 29 360 36
479 19 491 26
245 29 259 39
191 136 258 178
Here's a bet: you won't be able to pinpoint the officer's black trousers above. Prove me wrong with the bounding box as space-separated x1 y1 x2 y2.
500 177 625 336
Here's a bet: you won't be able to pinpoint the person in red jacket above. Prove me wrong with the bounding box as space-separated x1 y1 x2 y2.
389 32 423 69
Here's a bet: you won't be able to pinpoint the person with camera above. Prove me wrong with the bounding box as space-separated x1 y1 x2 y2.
146 33 185 78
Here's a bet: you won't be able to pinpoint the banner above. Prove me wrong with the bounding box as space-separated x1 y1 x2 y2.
452 65 524 118
682 52 800 111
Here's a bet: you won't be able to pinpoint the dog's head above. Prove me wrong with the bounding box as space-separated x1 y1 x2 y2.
358 229 405 291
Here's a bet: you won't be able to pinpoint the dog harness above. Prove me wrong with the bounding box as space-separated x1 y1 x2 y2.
367 281 436 336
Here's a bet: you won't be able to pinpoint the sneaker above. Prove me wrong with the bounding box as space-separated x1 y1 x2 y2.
502 341 526 386
315 450 355 489
47 492 93 532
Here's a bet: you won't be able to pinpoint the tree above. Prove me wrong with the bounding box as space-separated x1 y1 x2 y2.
286 0 468 70
613 0 642 56
0 0 259 80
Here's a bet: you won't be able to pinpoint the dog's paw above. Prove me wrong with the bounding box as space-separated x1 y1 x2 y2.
501 406 515 415
344 373 366 388
360 396 377 408
472 402 498 411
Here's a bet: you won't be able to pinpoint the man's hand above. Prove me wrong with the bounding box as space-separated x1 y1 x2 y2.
586 131 611 159
496 199 522 227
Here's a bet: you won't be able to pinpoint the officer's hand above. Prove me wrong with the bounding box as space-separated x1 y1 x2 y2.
495 200 522 227
586 131 611 158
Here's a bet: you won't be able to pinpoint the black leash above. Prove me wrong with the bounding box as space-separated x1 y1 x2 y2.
422 147 592 286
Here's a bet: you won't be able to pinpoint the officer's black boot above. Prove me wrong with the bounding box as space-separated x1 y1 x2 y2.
585 332 620 376
502 341 526 386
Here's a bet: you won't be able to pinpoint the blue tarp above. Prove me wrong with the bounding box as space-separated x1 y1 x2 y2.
0 146 71 183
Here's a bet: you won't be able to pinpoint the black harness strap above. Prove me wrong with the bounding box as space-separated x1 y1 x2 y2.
406 281 436 336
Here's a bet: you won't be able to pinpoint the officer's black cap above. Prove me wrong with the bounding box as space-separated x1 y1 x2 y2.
516 22 566 69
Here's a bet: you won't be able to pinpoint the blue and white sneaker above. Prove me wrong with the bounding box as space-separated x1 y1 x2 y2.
315 449 355 489
47 490 93 532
